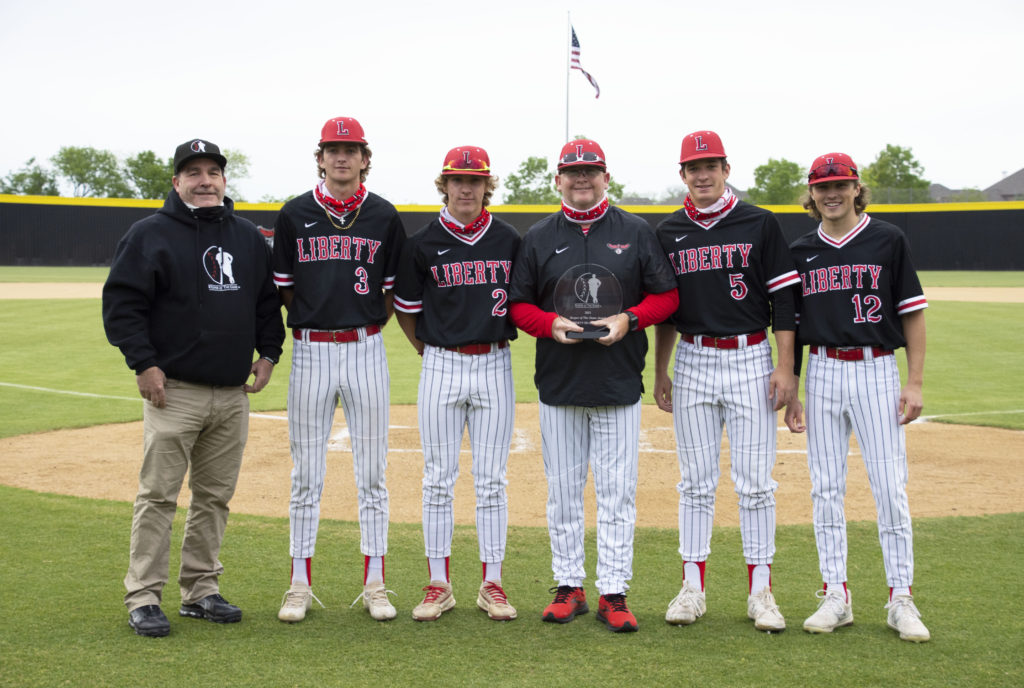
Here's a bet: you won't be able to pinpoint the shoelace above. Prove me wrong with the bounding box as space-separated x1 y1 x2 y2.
419 584 449 604
603 595 629 612
549 586 577 604
282 587 325 609
886 596 920 618
481 582 508 604
349 586 395 609
752 589 780 612
815 589 847 614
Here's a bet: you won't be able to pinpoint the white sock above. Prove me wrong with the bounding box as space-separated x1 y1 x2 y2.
891 586 911 599
483 562 502 583
365 556 384 585
291 558 309 586
684 562 703 590
750 564 771 594
428 557 448 583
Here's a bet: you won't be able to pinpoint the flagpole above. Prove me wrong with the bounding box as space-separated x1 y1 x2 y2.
565 12 571 142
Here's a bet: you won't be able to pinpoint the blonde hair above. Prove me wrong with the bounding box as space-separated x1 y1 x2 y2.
434 174 499 207
802 183 871 221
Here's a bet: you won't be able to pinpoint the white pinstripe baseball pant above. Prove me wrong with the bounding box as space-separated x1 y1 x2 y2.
539 400 641 596
805 350 914 588
287 331 390 558
672 338 778 565
418 344 514 564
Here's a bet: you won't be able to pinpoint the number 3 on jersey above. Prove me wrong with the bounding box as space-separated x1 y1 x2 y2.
354 266 369 294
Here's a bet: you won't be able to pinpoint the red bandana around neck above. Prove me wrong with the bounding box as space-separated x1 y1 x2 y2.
315 180 367 218
683 188 737 227
440 206 492 239
562 195 609 226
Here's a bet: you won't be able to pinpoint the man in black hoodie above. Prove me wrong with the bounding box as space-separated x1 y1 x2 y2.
102 139 285 637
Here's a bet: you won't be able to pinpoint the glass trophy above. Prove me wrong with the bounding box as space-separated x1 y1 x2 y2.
553 264 623 339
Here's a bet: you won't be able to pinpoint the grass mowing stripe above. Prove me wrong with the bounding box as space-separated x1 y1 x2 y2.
1 484 1021 688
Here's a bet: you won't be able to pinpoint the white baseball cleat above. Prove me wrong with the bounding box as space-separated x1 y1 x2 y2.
351 582 397 621
885 594 930 643
278 582 324 623
747 588 786 632
665 581 706 625
412 580 456 621
477 581 517 621
803 588 853 633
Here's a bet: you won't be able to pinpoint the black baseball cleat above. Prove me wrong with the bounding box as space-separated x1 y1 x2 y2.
179 593 242 623
128 604 170 637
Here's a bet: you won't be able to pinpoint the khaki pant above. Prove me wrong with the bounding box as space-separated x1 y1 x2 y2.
124 379 249 610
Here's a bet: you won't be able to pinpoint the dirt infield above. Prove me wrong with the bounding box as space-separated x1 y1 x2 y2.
2 283 1021 526
2 404 1021 528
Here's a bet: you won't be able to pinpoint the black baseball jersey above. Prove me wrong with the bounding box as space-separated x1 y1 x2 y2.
393 216 521 347
656 201 799 336
789 214 927 349
509 206 678 407
272 190 405 329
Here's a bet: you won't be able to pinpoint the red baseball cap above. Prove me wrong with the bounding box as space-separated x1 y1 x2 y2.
319 116 367 146
441 146 491 177
679 130 727 164
557 139 606 170
808 152 859 185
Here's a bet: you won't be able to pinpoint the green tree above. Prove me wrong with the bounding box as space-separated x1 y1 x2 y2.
746 158 804 205
50 146 134 198
861 144 931 203
222 148 251 202
124 151 173 199
502 155 626 205
950 188 987 202
503 156 560 204
0 157 59 196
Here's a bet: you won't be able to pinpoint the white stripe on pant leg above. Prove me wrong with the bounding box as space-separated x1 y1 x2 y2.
337 333 390 557
288 339 340 559
849 355 914 588
539 402 589 587
590 401 641 596
467 348 514 565
419 346 467 560
723 343 777 565
806 354 853 584
673 341 724 562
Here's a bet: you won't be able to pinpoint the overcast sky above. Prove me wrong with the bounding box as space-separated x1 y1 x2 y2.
2 0 1021 204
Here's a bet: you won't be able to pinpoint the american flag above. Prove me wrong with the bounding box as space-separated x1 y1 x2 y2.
570 26 600 99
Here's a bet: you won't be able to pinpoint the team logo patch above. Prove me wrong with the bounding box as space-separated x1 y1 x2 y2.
202 245 241 292
191 140 206 153
257 225 275 250
607 243 630 254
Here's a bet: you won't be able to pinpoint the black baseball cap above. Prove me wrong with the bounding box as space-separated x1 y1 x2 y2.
173 139 227 174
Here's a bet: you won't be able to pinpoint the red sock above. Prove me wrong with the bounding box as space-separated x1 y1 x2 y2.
747 563 772 593
683 561 706 590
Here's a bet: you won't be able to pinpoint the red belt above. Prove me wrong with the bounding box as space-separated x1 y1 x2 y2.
811 346 893 361
294 325 381 343
444 340 508 355
681 330 767 349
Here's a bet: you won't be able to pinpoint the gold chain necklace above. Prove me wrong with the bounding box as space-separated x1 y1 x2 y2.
323 203 361 231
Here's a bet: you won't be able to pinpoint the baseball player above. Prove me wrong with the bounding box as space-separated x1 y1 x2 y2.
393 146 520 622
653 130 800 632
272 116 406 623
784 153 930 642
508 139 679 633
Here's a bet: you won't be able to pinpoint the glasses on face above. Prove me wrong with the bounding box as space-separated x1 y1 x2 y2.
561 151 604 165
808 162 858 182
561 167 603 179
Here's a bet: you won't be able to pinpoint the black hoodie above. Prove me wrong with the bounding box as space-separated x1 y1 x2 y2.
102 190 284 386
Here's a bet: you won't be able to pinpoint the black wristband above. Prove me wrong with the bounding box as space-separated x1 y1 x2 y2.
626 310 639 331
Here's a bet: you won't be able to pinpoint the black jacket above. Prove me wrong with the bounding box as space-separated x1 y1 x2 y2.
102 190 284 386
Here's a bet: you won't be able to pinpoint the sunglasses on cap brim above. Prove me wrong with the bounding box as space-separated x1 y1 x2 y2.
808 162 858 183
443 163 490 173
560 151 604 165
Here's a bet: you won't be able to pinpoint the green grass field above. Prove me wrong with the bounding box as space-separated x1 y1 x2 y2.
1 267 1022 687
2 485 1021 688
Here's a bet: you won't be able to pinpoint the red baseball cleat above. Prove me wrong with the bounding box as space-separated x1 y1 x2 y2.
597 593 638 632
542 586 588 623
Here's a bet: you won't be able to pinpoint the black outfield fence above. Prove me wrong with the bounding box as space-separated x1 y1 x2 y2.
1 195 1022 270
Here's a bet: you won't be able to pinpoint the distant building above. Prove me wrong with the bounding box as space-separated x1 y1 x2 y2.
983 168 1024 201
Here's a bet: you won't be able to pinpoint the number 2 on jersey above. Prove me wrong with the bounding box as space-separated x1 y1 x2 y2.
491 289 508 317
